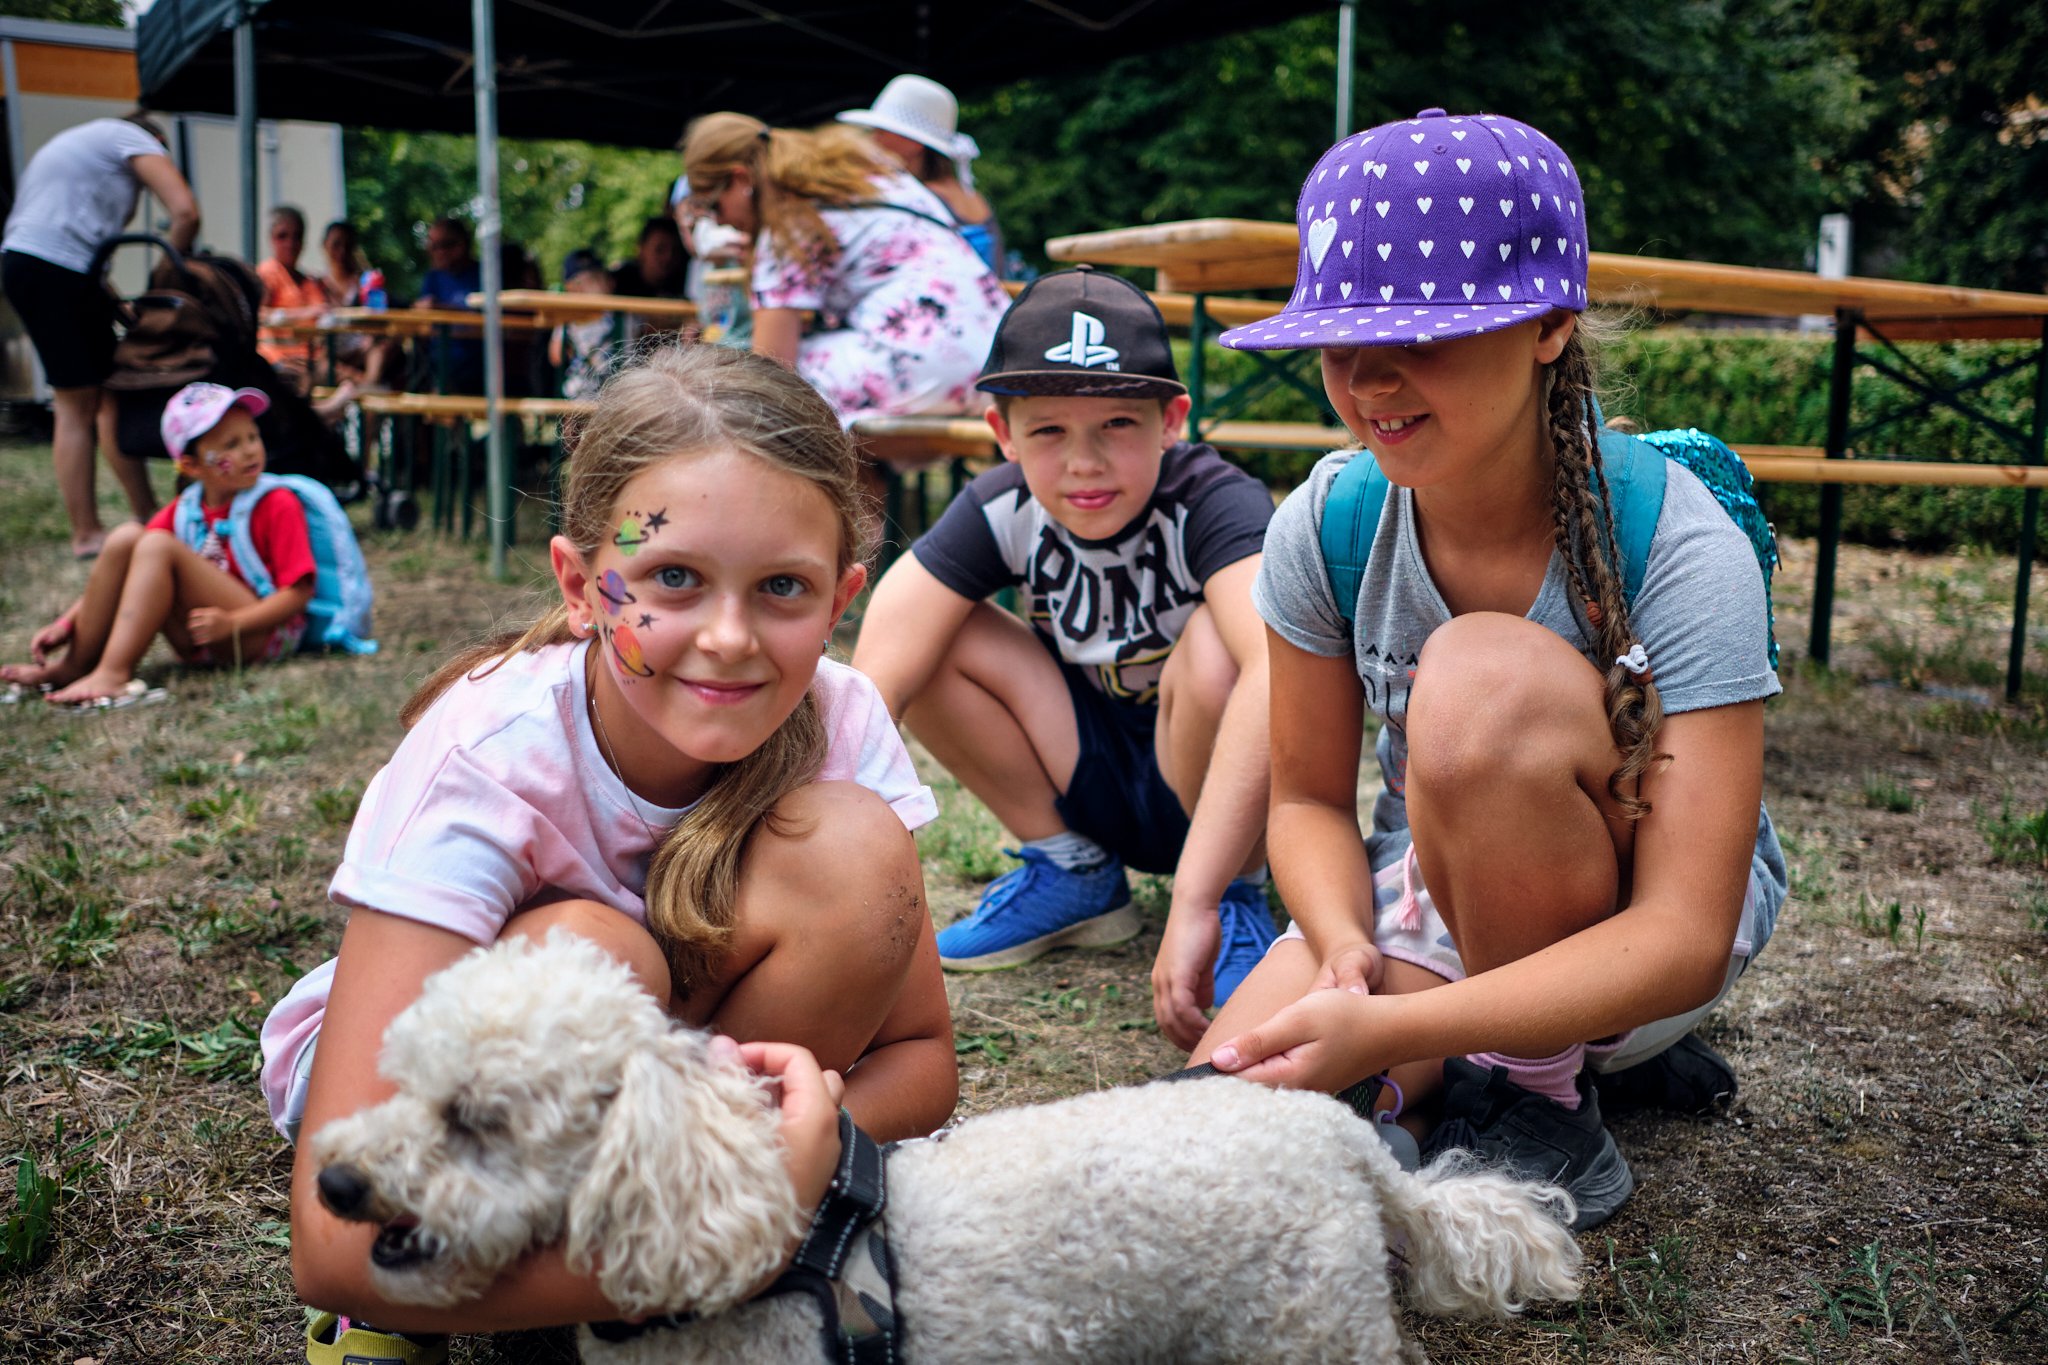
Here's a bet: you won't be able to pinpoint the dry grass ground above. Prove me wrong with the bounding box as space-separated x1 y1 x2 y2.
1 432 2044 1363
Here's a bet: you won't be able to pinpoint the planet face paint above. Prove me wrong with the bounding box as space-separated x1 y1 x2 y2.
613 506 670 557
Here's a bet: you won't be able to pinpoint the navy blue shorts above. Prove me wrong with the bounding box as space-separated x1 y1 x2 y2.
1050 656 1190 875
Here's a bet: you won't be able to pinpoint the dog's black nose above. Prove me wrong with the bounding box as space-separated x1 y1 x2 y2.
318 1163 371 1217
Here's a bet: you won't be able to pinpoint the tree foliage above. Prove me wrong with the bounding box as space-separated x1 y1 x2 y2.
0 0 125 25
341 130 676 299
965 2 1871 275
1810 0 2048 291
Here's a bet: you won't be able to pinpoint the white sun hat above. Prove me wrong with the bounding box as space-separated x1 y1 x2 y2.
838 74 981 185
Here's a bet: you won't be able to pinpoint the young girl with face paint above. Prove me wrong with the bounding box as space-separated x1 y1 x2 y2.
267 344 953 1355
3 382 316 706
1192 110 1786 1234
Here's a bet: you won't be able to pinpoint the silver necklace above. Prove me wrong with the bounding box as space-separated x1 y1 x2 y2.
587 655 661 845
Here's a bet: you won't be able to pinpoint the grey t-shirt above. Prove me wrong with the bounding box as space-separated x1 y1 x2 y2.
1255 449 1786 946
2 118 165 274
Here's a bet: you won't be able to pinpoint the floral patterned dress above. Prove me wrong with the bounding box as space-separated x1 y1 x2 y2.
751 172 1010 427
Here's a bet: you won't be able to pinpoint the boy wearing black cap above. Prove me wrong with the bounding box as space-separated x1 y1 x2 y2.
855 266 1276 1045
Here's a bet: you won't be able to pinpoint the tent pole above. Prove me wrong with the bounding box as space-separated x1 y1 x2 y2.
235 6 258 260
1335 0 1358 139
473 0 508 579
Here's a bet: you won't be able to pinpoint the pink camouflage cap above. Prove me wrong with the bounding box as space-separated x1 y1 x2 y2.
1218 109 1589 351
161 382 270 459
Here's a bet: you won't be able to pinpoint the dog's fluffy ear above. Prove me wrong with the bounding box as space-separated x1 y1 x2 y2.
566 1030 803 1318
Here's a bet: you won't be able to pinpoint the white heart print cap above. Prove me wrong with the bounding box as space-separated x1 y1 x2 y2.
1219 108 1589 351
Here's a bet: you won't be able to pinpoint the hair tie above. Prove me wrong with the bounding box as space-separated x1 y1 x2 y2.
1615 643 1651 676
757 128 772 143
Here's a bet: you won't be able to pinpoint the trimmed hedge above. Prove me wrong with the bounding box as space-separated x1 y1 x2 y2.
1195 329 2045 552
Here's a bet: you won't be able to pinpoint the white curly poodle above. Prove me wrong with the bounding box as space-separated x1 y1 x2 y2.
311 931 1581 1364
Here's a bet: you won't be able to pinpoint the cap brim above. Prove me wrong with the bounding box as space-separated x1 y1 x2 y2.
836 109 953 156
231 387 272 418
1219 300 1572 351
976 369 1188 399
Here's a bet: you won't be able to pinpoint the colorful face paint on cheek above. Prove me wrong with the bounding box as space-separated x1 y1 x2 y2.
613 507 668 557
597 569 635 615
607 621 656 677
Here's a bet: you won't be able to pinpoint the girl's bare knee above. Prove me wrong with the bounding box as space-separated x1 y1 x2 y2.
500 898 671 1002
1411 614 1605 773
752 782 924 966
104 521 146 554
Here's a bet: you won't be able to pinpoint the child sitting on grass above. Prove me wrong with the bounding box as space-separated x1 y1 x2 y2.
3 383 316 706
853 266 1277 1045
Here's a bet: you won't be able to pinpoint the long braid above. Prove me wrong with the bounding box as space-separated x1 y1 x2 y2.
1544 331 1667 817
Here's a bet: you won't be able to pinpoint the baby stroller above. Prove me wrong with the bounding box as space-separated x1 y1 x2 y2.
90 232 361 492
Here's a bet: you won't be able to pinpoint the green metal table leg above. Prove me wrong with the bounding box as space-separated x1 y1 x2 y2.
2007 318 2048 701
1187 295 1208 436
1810 308 1858 667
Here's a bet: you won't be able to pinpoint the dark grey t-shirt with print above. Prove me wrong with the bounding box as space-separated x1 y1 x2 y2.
913 441 1273 706
1253 449 1787 946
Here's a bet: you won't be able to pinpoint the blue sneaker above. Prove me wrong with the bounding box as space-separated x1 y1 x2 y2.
937 847 1138 970
1211 878 1279 1005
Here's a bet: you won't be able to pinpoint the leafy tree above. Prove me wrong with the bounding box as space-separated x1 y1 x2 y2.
341 130 676 299
965 2 1870 275
0 1 124 25
1811 0 2048 291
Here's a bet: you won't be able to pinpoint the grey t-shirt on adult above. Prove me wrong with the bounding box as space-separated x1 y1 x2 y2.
2 118 165 274
1254 449 1787 950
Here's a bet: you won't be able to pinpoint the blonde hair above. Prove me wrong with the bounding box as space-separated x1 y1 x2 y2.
404 342 874 987
1543 320 1667 817
680 111 894 276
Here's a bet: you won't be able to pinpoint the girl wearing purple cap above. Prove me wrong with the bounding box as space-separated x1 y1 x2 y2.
3 382 317 707
1192 110 1785 1232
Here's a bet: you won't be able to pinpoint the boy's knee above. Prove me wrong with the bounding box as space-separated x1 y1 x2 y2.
500 898 672 1003
1158 604 1239 721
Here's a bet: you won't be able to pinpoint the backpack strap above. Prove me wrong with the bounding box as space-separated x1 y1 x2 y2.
1320 451 1392 623
1593 428 1666 604
216 477 280 601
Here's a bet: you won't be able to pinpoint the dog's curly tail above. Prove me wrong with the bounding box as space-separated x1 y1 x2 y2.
1377 1150 1584 1319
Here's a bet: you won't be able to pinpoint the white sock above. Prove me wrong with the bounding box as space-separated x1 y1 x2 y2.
1237 864 1270 887
1024 830 1111 872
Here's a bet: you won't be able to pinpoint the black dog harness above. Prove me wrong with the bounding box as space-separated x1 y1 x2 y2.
587 1111 905 1363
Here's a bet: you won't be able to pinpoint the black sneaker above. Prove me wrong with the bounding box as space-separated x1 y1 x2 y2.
1421 1058 1633 1232
1590 1033 1737 1117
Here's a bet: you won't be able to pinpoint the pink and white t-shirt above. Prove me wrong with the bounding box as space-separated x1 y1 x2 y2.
259 644 934 1128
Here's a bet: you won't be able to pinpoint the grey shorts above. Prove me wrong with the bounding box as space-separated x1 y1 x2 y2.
1272 840 1768 1072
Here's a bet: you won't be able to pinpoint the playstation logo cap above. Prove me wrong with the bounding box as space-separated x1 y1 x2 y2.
977 265 1186 399
1218 109 1589 351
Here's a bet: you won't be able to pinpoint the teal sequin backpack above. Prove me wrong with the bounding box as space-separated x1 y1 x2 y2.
1320 426 1781 667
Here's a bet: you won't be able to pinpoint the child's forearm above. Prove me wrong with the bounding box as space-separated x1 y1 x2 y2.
1169 659 1270 910
232 582 316 637
840 1032 958 1142
1266 793 1376 961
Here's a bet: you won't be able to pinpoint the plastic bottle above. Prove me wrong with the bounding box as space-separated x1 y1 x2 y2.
359 268 387 311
